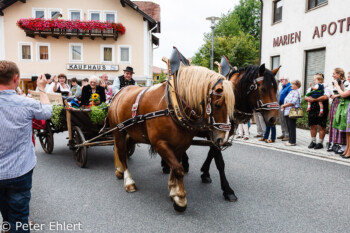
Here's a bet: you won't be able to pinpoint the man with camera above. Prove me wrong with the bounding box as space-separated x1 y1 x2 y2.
0 61 52 232
34 73 54 93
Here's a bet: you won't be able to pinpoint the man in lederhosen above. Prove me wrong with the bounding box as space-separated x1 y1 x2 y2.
112 66 138 95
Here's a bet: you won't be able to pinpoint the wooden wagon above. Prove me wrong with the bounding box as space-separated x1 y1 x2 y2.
36 102 134 168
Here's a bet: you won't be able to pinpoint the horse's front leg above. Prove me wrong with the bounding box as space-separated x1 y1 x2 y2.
156 141 187 212
200 150 215 183
211 146 237 202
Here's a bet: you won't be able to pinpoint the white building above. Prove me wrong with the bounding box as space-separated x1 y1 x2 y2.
261 0 350 94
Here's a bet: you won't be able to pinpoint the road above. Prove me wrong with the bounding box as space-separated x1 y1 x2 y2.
3 132 350 232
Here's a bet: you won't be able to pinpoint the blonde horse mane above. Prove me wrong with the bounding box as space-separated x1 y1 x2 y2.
176 65 235 119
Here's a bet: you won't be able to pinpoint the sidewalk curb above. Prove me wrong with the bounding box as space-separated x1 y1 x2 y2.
233 140 350 166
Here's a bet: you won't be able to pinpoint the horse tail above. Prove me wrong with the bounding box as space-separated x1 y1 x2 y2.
149 146 158 158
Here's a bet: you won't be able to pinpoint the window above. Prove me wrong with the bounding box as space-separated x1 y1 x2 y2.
69 43 83 62
271 55 280 79
101 45 115 63
37 43 50 62
32 8 46 19
48 9 62 19
18 43 33 61
68 9 82 20
104 11 117 22
118 45 131 63
308 0 328 10
89 11 101 21
273 0 283 23
304 48 326 94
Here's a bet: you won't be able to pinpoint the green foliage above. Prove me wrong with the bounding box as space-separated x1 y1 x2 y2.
89 103 109 125
51 105 65 130
192 0 261 69
154 70 167 84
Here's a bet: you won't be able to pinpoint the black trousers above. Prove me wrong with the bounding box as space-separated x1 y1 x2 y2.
285 116 297 144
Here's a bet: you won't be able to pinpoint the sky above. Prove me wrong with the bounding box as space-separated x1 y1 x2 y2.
149 0 240 68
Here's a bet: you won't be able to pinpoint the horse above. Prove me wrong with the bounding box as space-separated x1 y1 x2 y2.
161 62 281 202
108 65 235 211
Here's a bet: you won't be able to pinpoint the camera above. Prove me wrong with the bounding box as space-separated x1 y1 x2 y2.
31 76 38 82
332 78 341 86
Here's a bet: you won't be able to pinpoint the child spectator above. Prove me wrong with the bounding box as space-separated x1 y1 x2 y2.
306 74 324 116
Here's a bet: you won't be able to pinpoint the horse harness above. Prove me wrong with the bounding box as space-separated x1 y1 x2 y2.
111 78 232 137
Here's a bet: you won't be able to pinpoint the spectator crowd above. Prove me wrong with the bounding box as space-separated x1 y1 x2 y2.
235 67 350 159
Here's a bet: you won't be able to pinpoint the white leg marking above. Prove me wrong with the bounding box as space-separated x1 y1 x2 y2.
174 196 187 207
124 169 135 187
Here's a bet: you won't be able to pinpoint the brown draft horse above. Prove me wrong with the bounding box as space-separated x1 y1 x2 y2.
108 65 235 211
162 63 281 202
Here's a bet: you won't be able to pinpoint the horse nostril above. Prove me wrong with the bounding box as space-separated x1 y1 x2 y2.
269 117 276 125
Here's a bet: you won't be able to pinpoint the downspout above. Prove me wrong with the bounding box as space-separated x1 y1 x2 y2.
147 24 158 86
259 0 263 65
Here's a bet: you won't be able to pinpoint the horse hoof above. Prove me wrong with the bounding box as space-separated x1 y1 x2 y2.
173 201 187 212
201 174 212 184
162 167 170 174
183 164 189 173
125 184 136 193
115 170 124 179
224 192 238 202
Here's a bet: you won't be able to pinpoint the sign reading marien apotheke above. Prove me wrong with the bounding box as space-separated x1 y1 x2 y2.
66 64 119 71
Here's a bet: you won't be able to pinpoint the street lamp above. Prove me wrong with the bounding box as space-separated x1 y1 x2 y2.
206 16 221 70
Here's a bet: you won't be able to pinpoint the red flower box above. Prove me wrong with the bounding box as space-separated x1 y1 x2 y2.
16 18 126 34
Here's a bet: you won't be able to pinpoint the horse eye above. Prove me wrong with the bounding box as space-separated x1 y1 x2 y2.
214 104 221 109
261 87 267 92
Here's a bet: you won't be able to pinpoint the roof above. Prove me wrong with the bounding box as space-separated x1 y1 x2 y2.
152 66 168 74
120 0 160 33
133 1 160 22
0 0 26 16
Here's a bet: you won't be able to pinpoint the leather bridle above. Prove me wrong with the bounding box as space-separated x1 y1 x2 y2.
205 79 232 132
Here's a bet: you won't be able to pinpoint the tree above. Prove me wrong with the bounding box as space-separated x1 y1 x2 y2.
192 0 261 69
154 70 167 84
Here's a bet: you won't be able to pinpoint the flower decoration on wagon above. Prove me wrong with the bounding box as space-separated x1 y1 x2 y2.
90 93 101 106
16 18 126 34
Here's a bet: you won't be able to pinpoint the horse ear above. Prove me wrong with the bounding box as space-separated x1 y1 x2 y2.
272 65 282 75
259 64 266 76
229 72 240 86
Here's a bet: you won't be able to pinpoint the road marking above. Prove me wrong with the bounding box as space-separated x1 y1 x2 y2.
233 141 350 167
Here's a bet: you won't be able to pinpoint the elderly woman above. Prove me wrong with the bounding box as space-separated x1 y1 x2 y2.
53 73 71 97
81 76 106 106
281 80 301 146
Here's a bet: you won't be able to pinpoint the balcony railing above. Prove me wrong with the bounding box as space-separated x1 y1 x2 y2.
17 18 126 41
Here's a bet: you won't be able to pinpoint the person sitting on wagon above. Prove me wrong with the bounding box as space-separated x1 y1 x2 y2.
53 73 71 97
81 76 106 107
112 66 137 95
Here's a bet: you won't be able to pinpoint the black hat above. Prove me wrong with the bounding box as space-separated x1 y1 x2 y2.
123 66 134 74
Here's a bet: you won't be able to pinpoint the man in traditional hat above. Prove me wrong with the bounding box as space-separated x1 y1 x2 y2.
112 66 138 95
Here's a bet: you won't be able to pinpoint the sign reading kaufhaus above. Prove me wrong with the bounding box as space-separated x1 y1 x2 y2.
273 16 350 47
67 64 119 71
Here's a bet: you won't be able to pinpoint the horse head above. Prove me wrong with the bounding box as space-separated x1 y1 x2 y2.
227 64 280 127
176 66 235 149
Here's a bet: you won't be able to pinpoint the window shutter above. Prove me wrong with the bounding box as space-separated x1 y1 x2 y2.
305 49 326 94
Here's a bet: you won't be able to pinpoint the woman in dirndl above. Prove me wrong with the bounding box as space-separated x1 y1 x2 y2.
333 77 350 159
327 68 347 154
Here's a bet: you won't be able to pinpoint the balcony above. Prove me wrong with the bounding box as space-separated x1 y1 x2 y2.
17 18 126 41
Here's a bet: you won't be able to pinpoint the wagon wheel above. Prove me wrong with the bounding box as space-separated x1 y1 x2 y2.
38 120 54 154
72 126 87 168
